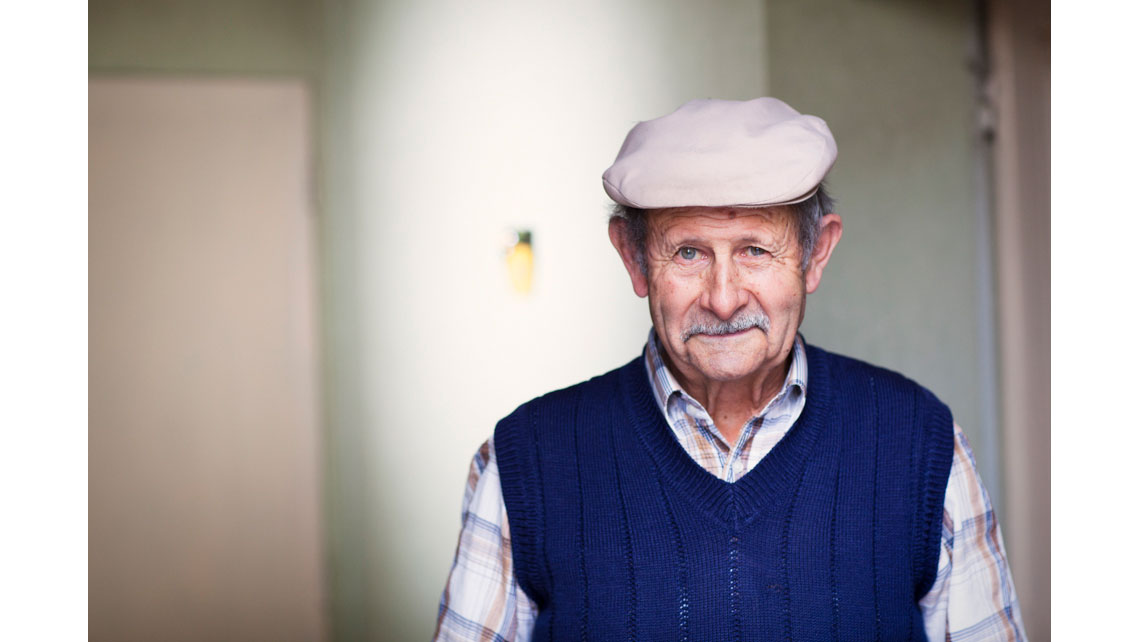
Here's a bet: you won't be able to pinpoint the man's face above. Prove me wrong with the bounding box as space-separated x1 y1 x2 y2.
640 206 809 388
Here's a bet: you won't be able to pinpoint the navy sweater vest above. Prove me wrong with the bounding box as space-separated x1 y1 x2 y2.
495 344 955 641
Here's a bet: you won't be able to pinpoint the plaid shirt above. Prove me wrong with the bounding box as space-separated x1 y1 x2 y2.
434 333 1025 641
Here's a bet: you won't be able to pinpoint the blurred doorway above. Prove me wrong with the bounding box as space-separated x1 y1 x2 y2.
89 77 326 642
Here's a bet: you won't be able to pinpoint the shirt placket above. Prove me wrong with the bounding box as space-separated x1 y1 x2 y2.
727 416 764 482
684 399 744 482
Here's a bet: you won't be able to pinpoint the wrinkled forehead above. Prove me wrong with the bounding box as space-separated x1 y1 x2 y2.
646 205 796 238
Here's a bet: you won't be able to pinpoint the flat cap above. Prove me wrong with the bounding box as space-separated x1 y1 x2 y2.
602 98 837 209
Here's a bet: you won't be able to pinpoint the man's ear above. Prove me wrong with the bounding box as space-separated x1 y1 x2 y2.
804 213 843 294
608 218 650 298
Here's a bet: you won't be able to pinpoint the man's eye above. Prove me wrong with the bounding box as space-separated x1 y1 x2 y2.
678 247 699 260
746 246 767 257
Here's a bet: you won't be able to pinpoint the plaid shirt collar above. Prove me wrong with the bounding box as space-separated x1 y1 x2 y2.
643 328 808 452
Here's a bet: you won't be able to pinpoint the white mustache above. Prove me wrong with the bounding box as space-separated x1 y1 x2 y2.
682 312 770 342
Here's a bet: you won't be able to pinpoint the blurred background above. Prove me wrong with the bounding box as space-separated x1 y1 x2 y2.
89 0 1049 639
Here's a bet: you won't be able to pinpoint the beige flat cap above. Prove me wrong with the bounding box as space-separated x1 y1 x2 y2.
602 98 837 209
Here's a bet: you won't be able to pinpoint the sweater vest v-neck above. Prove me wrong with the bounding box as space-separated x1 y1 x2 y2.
495 343 954 642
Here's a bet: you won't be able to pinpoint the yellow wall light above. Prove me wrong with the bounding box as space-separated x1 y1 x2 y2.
505 229 534 295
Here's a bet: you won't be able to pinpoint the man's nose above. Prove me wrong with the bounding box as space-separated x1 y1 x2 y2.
703 258 748 320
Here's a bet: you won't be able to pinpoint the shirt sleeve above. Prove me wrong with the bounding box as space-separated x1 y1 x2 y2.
919 423 1027 641
433 438 537 642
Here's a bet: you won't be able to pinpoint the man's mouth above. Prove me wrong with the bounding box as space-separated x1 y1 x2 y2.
696 327 754 339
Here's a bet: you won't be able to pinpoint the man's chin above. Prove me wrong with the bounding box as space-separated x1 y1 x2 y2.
664 332 771 382
687 353 767 384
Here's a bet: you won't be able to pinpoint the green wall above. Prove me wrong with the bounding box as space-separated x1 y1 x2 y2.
89 0 320 76
767 0 995 482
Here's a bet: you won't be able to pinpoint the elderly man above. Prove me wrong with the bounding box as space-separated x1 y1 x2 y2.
434 98 1025 641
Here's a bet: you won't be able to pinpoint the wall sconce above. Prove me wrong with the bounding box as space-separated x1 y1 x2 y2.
505 228 533 295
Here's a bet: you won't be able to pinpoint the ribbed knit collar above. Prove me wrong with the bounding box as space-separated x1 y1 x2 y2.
621 342 833 528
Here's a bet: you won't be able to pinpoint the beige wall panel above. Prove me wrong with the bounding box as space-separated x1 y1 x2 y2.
89 77 326 642
989 0 1051 638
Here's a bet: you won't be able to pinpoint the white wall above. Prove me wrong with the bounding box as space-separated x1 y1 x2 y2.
318 1 766 638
